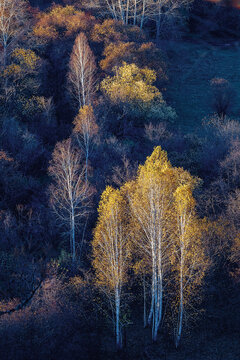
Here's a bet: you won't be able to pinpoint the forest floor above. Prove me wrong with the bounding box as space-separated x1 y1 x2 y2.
165 37 240 132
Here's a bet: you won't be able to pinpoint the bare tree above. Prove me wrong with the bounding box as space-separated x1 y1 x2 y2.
68 32 96 110
102 0 151 27
210 78 235 117
102 0 191 35
148 0 192 40
0 0 27 68
49 138 91 261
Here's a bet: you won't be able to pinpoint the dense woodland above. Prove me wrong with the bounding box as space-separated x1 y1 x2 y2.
0 0 239 359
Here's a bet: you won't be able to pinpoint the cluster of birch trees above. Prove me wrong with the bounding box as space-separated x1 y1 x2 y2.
92 146 208 349
102 0 192 37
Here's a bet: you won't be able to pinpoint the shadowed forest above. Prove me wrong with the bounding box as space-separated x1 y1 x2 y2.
0 0 239 359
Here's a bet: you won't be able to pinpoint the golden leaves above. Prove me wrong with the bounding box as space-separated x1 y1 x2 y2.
101 62 160 105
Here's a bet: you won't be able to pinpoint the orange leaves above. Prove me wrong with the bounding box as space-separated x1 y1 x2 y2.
33 5 96 41
100 41 168 83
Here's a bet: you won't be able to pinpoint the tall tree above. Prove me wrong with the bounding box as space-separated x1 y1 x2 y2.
92 186 130 349
125 147 177 341
68 32 96 110
172 176 207 348
102 0 150 27
0 0 27 68
49 138 90 261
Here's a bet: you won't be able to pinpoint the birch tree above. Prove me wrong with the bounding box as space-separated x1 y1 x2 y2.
148 0 193 40
172 177 207 348
102 0 151 28
125 146 177 341
73 105 99 183
0 0 27 68
49 138 90 262
68 32 96 110
92 186 129 349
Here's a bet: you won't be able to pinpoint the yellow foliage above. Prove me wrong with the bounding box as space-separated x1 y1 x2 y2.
12 48 40 70
4 48 40 78
101 62 161 105
92 186 130 291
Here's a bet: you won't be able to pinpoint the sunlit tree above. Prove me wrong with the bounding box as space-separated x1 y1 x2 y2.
171 175 208 348
101 62 175 121
92 186 130 349
68 32 96 110
125 147 178 341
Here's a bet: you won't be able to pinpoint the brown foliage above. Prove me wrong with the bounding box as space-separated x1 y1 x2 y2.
33 5 96 41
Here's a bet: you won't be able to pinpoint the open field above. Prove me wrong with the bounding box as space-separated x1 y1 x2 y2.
166 39 240 131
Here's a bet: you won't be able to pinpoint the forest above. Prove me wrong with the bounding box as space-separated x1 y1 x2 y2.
0 0 239 359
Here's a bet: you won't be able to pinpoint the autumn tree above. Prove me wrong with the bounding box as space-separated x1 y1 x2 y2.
73 105 99 182
49 138 91 261
68 32 96 110
125 147 178 341
101 62 175 121
100 41 167 84
172 176 207 348
33 5 96 41
91 19 145 45
123 147 208 343
0 0 27 68
92 186 130 349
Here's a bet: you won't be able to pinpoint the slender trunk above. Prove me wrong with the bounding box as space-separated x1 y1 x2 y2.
115 287 122 349
143 274 147 328
175 248 183 348
71 208 76 261
126 0 129 25
85 148 89 184
140 0 146 29
133 0 137 25
148 251 155 325
3 44 7 68
148 283 154 325
156 270 163 330
152 254 157 341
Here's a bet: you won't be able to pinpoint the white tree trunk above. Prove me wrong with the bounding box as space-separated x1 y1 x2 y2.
175 246 184 348
115 287 122 349
71 208 76 261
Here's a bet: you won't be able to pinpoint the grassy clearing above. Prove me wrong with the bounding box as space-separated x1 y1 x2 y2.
165 39 240 132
